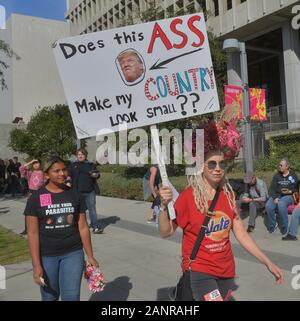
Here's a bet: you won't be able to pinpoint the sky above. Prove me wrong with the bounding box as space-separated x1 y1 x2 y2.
0 0 67 24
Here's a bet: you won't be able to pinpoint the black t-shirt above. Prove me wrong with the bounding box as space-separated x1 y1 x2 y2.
24 187 86 257
270 171 299 199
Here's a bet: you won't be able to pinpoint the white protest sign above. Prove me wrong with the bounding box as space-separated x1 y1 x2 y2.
53 13 220 139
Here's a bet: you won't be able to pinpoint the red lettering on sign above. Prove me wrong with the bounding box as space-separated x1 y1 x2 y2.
170 18 188 49
147 22 173 54
144 78 159 101
188 15 205 48
147 15 206 54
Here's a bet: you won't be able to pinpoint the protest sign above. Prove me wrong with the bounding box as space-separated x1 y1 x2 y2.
53 13 220 139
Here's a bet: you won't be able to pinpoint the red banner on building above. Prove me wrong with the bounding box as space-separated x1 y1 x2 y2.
224 85 267 121
250 88 267 121
224 85 243 120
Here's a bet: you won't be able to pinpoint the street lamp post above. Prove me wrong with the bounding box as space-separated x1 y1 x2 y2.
223 39 254 173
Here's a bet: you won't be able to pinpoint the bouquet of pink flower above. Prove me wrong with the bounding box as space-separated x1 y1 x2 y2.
84 261 105 293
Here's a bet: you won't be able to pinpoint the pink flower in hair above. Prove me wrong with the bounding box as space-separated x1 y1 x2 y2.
217 128 228 147
198 115 241 161
227 129 241 154
187 112 242 162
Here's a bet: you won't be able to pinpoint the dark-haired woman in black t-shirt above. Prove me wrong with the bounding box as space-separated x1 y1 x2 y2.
24 156 99 301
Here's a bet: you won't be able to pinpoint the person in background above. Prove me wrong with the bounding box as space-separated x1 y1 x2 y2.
266 158 298 235
13 156 22 173
69 149 103 234
19 159 44 235
282 182 300 241
143 165 161 224
7 159 20 197
13 156 22 193
239 172 268 233
19 171 29 196
2 159 9 194
0 159 6 195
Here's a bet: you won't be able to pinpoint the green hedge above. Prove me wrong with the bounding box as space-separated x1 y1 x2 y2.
255 132 300 172
99 172 188 200
99 173 144 200
98 171 277 200
98 131 300 201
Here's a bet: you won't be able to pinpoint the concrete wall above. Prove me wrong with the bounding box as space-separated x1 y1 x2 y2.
0 20 13 123
67 0 204 35
206 0 299 38
0 123 27 160
0 14 70 124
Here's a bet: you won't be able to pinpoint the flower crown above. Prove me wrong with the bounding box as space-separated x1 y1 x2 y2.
202 118 242 160
189 105 242 161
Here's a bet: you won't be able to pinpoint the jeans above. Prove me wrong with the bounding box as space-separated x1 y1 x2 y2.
266 196 294 234
154 205 160 224
40 249 84 301
82 190 99 229
288 208 300 237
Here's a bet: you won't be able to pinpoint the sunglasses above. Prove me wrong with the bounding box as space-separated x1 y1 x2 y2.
205 160 227 171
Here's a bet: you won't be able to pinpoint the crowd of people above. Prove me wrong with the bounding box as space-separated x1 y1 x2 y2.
4 153 299 242
2 143 299 301
0 157 23 197
1 151 104 235
237 158 299 241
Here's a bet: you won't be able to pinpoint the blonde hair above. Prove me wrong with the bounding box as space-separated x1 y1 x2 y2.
187 172 237 214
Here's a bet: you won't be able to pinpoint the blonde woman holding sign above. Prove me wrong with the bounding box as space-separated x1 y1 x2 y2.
158 119 283 301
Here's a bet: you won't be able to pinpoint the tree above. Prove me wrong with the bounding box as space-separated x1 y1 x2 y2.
9 105 82 159
0 40 19 90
